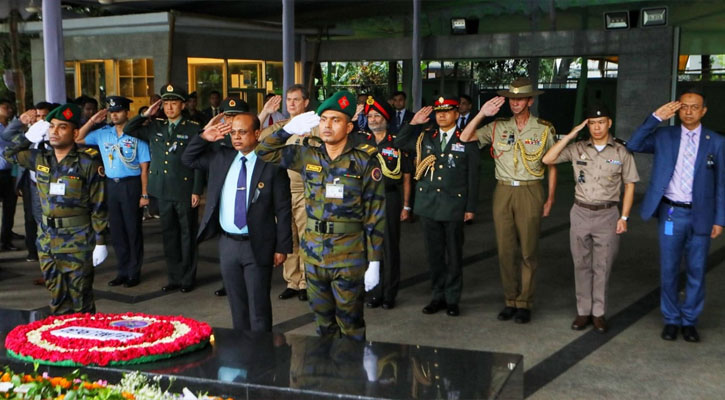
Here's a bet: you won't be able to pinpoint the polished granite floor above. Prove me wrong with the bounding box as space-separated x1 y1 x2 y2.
2 157 724 399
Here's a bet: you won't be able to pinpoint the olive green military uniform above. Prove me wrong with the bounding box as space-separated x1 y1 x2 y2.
395 122 480 307
554 136 639 317
256 93 385 340
475 115 555 309
259 122 319 293
123 86 204 289
4 123 108 315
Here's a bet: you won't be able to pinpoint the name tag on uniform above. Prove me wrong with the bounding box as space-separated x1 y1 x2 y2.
50 182 66 196
576 161 587 165
607 159 622 165
325 183 344 199
451 143 465 152
306 164 322 172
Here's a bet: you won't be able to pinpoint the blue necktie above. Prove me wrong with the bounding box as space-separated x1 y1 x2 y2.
234 156 247 229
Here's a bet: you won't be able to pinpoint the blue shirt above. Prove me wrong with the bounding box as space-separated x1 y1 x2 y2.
85 125 151 179
220 150 257 234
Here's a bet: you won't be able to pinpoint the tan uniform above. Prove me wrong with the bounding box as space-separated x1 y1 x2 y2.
259 122 319 291
555 136 639 317
475 116 555 309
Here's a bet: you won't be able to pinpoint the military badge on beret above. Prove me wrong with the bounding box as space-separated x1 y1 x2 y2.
338 96 350 109
62 108 74 120
366 96 375 105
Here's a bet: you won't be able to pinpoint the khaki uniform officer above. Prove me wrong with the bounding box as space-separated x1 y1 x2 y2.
460 77 557 324
543 105 638 333
124 84 204 293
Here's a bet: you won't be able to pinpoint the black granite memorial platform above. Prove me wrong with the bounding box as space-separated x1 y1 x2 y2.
0 309 523 399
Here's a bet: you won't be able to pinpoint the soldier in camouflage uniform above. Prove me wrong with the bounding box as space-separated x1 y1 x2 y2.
124 84 205 292
4 103 109 314
256 91 385 341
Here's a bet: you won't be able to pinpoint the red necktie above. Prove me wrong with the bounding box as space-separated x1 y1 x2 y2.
268 115 274 126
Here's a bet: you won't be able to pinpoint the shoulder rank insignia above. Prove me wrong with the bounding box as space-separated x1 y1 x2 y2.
188 120 199 125
83 147 100 157
614 137 628 146
356 143 378 156
537 118 553 127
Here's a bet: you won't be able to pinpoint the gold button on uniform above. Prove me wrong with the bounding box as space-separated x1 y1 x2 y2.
164 170 167 174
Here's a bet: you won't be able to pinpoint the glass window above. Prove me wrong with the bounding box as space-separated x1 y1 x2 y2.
188 58 224 110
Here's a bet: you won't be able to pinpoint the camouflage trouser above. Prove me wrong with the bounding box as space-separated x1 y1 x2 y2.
39 250 95 315
305 262 366 341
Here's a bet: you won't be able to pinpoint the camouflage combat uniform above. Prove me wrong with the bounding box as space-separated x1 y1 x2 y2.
256 129 385 340
4 136 108 314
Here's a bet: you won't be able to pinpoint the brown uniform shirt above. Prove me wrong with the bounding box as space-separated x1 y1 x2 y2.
259 120 319 193
554 136 639 204
475 116 555 182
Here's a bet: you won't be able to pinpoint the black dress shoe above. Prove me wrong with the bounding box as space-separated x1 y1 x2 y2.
382 300 395 310
162 284 180 292
124 278 140 288
298 289 308 301
108 277 127 287
681 325 700 343
0 243 19 251
278 288 299 300
422 300 447 314
26 253 39 262
497 307 517 321
11 232 24 240
214 287 227 297
180 286 194 293
446 304 460 316
514 308 531 324
366 297 382 308
661 324 678 341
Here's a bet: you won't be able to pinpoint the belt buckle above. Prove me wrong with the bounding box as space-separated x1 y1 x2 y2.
511 180 520 187
113 178 121 183
315 221 327 234
46 217 56 229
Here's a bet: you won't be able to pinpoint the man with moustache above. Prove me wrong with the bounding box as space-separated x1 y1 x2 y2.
461 77 557 324
182 112 292 331
4 103 109 314
394 96 480 317
124 84 204 293
543 105 639 333
76 96 150 288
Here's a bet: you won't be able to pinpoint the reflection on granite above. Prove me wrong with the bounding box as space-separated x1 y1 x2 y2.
0 308 523 399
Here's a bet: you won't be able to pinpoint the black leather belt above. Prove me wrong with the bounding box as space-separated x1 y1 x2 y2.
663 197 692 209
107 176 140 183
223 231 250 241
574 199 617 211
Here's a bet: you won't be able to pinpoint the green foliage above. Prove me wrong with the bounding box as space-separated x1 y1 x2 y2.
473 59 530 86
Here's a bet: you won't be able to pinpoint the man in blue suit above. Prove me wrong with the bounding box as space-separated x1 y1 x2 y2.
627 89 725 342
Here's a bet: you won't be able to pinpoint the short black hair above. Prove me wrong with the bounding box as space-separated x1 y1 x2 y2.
286 84 309 100
209 90 221 97
75 95 98 107
459 94 472 103
0 98 12 107
392 91 407 99
679 87 706 107
234 112 261 131
35 101 53 111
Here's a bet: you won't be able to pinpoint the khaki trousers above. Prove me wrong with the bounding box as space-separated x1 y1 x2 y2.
282 191 307 290
569 204 620 317
493 182 544 309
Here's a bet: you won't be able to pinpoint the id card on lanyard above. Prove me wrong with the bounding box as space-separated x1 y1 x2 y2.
664 207 674 236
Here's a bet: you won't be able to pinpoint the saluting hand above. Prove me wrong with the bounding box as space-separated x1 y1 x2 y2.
200 121 232 142
203 112 225 130
89 109 108 125
19 109 37 125
654 101 681 121
352 104 365 121
480 96 506 118
566 119 589 139
144 99 162 118
410 106 433 125
262 95 282 114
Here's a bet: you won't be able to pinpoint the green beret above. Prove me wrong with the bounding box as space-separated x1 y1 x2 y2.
316 91 356 119
160 83 187 101
46 103 82 127
221 97 250 114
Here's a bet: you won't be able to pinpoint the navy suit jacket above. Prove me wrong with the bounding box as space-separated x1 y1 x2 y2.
627 114 725 235
182 135 292 267
389 109 414 133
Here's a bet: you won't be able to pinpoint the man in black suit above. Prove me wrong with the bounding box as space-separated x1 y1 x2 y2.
457 95 475 130
182 112 292 332
201 90 222 123
389 91 414 133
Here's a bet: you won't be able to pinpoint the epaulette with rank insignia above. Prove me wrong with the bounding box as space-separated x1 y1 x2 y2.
155 118 166 122
355 143 378 156
82 147 100 159
303 136 324 148
188 120 199 125
537 118 553 127
614 137 628 146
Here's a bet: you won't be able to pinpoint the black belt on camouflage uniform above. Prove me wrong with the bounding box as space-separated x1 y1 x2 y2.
306 219 363 234
42 215 91 229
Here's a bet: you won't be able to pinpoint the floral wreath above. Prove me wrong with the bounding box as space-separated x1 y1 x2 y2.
4 313 212 367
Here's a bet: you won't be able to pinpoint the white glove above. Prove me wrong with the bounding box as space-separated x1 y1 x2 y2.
364 261 380 292
363 345 378 382
25 120 50 143
92 245 108 267
283 111 320 135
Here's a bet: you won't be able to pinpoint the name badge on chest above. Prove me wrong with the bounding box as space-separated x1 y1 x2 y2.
50 181 66 196
325 178 344 199
451 143 465 152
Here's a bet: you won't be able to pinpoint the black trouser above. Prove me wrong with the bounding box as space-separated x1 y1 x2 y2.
0 170 18 245
421 217 464 305
19 174 38 257
371 185 402 302
107 176 144 280
159 198 198 287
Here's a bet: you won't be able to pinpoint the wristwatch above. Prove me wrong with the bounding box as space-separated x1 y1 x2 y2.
403 206 412 211
141 194 149 199
620 216 629 221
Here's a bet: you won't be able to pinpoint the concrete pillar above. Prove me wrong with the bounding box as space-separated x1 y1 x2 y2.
42 0 66 103
402 60 412 107
411 0 421 110
282 0 294 105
